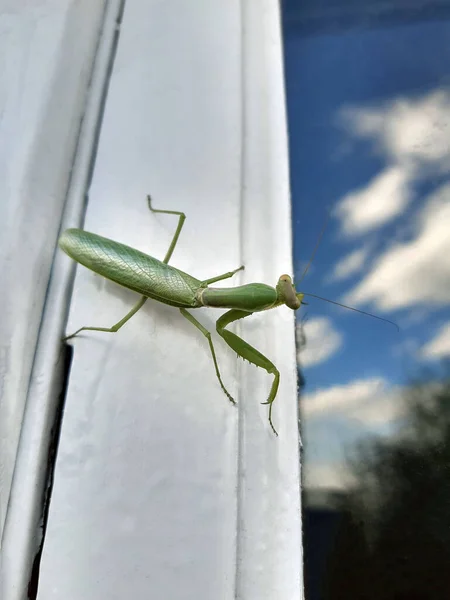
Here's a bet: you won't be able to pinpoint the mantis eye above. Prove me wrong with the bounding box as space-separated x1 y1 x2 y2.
279 274 293 283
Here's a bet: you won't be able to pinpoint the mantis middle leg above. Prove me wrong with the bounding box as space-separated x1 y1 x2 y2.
63 195 186 340
216 309 280 435
179 308 235 405
201 265 245 286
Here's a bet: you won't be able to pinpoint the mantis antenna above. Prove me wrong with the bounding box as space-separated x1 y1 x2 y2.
296 212 399 331
301 293 399 331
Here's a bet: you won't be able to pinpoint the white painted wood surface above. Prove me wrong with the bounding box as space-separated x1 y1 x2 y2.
1 1 303 599
0 0 107 547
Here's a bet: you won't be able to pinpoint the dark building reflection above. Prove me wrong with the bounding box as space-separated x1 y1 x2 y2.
302 373 450 600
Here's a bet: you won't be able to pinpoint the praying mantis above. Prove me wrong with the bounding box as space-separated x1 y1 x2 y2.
59 195 397 435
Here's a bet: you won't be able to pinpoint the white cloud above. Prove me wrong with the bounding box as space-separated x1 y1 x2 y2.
297 317 343 368
335 165 411 235
348 389 405 427
302 377 387 418
421 322 450 359
340 90 450 170
335 90 450 235
301 377 405 429
328 246 370 282
342 186 450 311
303 463 353 491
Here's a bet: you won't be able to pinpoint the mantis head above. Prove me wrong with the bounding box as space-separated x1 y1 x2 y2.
274 217 399 330
276 275 305 310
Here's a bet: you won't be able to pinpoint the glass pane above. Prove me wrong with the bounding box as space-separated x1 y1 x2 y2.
283 3 450 599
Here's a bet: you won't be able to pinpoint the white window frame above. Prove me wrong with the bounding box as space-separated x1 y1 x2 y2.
1 2 303 599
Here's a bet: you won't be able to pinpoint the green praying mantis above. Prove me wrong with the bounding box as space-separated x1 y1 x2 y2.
59 195 397 435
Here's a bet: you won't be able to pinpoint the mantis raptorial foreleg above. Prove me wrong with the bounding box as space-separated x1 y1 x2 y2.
216 309 280 435
63 196 186 341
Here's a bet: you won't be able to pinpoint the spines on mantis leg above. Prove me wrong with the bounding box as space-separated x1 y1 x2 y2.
59 228 202 308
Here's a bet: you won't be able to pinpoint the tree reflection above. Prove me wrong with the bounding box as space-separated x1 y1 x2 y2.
323 372 450 600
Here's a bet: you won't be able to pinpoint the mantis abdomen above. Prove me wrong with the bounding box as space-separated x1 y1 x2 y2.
59 229 202 308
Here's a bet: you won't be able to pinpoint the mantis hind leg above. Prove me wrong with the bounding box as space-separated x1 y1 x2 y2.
147 194 186 264
63 295 148 341
179 308 236 406
216 309 280 436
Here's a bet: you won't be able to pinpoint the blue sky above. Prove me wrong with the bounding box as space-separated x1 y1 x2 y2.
283 14 450 489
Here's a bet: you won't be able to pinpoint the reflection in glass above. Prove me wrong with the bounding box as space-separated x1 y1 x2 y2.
283 2 450 598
